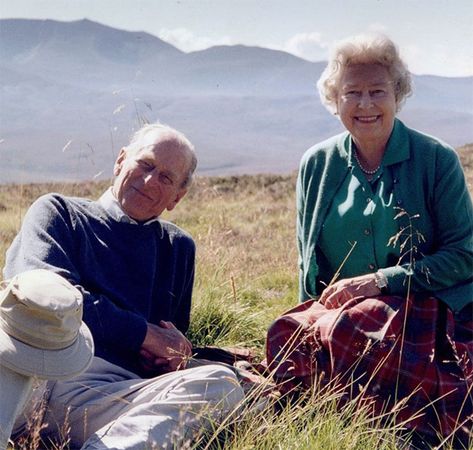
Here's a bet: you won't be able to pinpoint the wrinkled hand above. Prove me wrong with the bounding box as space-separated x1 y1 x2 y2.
319 274 381 309
140 321 192 374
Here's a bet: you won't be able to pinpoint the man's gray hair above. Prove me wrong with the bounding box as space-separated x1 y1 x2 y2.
317 33 412 114
125 123 197 189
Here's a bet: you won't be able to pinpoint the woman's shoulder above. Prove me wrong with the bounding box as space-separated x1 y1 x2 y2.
403 121 458 161
301 131 349 166
396 120 466 190
304 131 348 156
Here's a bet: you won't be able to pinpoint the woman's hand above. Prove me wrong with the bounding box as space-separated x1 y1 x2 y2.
319 273 381 309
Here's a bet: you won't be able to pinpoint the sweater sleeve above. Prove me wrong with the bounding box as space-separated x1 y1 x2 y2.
380 148 473 310
156 222 196 335
3 194 148 355
174 245 194 334
296 157 311 302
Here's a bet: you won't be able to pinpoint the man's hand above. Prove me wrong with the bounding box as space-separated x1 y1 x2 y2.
319 273 381 309
139 321 192 374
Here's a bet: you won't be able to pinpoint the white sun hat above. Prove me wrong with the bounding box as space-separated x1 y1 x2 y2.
0 269 94 380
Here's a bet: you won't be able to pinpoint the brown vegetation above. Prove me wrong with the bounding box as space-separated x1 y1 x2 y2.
0 146 471 449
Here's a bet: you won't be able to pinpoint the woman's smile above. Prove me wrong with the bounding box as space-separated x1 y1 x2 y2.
354 115 380 123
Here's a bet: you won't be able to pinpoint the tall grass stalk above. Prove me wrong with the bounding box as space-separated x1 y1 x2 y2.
2 167 472 449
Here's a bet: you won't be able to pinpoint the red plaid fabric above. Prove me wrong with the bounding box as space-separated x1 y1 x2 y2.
266 295 473 443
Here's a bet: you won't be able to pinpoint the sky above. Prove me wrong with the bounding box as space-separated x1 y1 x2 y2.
1 0 472 77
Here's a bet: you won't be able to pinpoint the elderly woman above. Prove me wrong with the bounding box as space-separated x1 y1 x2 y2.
267 34 472 446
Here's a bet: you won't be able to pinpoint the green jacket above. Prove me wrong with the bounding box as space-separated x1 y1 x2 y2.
297 118 473 312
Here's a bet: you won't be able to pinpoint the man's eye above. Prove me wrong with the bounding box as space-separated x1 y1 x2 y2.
159 174 173 185
139 161 154 170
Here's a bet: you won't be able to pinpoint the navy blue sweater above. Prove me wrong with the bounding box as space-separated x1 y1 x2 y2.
4 193 195 376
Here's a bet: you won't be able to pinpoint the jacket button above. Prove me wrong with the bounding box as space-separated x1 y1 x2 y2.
368 263 376 270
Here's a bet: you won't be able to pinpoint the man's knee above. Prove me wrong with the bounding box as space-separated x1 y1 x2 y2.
182 364 244 408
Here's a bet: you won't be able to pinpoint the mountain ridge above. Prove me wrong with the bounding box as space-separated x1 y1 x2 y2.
0 18 472 183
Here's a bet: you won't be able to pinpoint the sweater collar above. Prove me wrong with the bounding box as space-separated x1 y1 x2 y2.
383 118 410 166
98 188 162 229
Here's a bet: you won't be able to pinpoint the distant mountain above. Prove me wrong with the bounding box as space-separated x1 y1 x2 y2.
1 18 472 183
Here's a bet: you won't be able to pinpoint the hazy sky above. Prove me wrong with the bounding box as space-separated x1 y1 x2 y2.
1 0 472 77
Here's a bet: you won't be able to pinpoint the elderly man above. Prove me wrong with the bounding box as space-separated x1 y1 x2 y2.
4 123 244 449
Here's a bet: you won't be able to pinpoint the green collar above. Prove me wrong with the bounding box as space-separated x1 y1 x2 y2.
383 119 410 166
343 118 410 168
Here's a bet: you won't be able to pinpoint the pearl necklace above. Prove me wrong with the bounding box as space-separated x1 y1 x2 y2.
353 150 381 175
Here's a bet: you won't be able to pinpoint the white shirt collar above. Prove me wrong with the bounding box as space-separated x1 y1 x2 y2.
98 188 161 227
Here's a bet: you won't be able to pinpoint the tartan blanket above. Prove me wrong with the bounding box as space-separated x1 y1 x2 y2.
266 295 473 443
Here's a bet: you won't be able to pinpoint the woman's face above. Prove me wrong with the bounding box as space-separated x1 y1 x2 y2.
336 63 397 150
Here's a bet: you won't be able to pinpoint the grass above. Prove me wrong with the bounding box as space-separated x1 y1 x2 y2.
1 145 472 449
197 387 405 450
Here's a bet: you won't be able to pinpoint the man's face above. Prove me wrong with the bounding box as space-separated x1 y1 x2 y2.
112 133 191 221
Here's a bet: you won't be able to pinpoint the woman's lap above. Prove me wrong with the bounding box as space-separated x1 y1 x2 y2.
266 295 473 443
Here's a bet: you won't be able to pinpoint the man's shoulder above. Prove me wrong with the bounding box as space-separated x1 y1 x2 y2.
33 192 92 208
31 193 100 217
159 220 195 249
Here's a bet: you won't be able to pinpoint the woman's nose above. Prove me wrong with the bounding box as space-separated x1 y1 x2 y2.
359 91 373 108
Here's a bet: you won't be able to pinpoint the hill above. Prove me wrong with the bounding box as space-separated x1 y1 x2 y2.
1 18 472 183
458 143 473 190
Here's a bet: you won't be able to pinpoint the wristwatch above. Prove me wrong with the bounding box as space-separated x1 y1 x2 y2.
374 271 388 294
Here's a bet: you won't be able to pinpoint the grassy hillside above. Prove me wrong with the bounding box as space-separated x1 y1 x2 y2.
458 143 473 190
1 147 472 449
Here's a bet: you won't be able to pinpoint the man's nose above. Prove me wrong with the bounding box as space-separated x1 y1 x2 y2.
143 171 159 186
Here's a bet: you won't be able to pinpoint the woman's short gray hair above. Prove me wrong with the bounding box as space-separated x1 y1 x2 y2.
317 33 412 114
125 123 197 189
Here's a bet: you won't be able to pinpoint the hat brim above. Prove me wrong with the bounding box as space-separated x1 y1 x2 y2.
0 322 94 380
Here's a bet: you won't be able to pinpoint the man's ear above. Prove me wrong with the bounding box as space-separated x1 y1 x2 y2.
166 188 188 212
113 148 128 176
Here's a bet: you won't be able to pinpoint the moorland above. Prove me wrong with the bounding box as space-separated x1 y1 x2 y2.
1 143 472 449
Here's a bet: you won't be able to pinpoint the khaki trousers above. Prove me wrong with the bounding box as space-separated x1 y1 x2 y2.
14 357 244 449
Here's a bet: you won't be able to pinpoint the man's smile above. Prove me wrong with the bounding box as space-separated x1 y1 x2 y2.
132 186 154 201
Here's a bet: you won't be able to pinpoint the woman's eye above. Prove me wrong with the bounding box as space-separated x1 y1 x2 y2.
371 89 387 99
343 91 360 99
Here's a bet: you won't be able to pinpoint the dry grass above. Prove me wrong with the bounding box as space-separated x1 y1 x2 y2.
1 144 472 449
167 174 299 328
458 143 473 191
